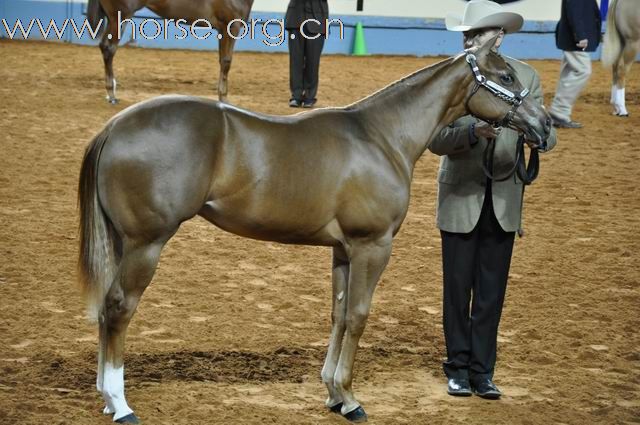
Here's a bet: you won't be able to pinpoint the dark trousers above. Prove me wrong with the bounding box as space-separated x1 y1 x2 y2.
288 30 325 101
441 187 515 383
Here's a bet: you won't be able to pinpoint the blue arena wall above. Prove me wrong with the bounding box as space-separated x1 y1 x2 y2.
0 0 609 60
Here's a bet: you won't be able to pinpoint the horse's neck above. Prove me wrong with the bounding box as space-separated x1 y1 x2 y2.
356 56 471 169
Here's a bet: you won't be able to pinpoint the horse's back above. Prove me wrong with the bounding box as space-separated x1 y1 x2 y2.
95 95 347 241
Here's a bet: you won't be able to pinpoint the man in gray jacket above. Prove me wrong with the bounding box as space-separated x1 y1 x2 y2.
432 0 557 399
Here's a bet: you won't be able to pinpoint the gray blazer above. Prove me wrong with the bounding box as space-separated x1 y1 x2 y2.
429 55 557 234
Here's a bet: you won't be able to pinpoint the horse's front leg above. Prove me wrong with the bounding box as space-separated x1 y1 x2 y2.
216 21 241 102
334 236 392 422
321 246 350 412
99 239 165 423
99 12 127 104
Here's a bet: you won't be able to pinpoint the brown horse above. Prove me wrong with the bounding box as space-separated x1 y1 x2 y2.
87 0 254 104
78 38 551 424
602 0 640 116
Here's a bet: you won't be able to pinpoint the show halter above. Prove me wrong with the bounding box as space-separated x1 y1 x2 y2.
463 52 539 186
464 52 530 128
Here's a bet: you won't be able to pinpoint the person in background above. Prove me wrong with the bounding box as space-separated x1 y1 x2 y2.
285 0 329 108
431 0 557 399
548 0 601 128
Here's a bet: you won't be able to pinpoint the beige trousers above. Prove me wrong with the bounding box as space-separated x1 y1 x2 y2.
549 51 592 121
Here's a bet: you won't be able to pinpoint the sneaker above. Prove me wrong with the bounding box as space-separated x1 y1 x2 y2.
550 115 583 128
289 98 302 108
302 98 317 108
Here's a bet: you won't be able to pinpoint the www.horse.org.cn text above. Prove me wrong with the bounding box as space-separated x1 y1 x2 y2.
1 13 345 47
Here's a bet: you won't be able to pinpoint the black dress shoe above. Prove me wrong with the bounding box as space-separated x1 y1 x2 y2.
302 98 317 108
447 378 472 396
289 98 302 108
472 379 502 399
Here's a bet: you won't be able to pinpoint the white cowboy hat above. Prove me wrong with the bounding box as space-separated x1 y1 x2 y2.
445 0 524 34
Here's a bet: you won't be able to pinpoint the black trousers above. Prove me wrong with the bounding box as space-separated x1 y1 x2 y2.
441 186 515 383
288 30 325 101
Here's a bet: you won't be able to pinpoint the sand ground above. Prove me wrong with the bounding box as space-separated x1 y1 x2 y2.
0 39 639 424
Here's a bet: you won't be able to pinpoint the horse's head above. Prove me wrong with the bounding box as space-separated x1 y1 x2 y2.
463 36 551 144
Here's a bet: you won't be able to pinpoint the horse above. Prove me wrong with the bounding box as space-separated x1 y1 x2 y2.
87 0 254 104
77 37 551 424
602 0 640 116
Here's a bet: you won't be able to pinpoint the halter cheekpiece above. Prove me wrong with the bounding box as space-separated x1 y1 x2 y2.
464 52 529 128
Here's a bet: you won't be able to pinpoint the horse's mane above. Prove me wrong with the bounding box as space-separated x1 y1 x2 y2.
345 53 465 110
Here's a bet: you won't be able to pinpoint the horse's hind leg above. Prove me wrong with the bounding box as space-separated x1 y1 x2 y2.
98 236 170 423
216 21 241 102
612 43 637 117
321 246 350 412
334 237 392 422
611 58 628 116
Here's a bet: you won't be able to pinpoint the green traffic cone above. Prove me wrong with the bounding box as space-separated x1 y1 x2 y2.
352 22 368 56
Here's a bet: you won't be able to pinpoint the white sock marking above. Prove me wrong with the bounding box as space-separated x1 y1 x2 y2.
611 86 628 115
102 362 133 421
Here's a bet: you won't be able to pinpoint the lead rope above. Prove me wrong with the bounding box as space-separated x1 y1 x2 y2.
481 135 540 239
481 135 539 185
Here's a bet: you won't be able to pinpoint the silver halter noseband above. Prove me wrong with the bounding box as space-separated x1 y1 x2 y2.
464 52 530 128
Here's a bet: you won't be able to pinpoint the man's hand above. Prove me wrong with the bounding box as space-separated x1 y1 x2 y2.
474 122 502 139
576 39 588 50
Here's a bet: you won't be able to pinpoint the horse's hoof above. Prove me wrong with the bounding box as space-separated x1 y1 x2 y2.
115 413 140 424
328 402 343 413
343 406 367 423
108 98 120 105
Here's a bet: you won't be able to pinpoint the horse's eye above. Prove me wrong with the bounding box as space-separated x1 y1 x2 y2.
500 74 514 85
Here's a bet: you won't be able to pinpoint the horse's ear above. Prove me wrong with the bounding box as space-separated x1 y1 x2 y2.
463 32 499 57
464 45 480 55
475 33 500 58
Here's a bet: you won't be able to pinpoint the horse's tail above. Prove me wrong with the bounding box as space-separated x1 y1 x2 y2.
87 0 107 36
602 0 622 68
78 126 120 322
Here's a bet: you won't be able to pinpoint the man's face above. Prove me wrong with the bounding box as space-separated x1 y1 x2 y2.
463 28 504 49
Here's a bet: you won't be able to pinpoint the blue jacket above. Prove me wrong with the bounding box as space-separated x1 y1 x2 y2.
555 0 601 52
